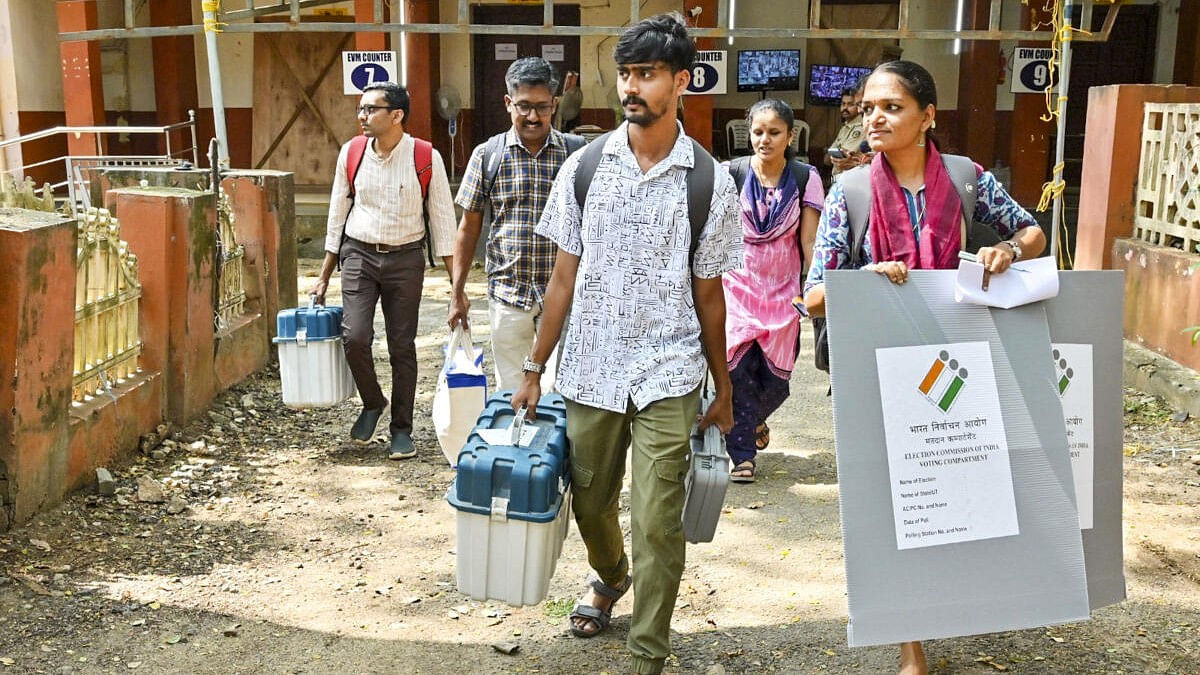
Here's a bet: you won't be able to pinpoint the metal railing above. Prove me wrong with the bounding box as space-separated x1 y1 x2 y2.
0 112 198 214
1135 103 1200 255
215 193 248 333
73 207 143 404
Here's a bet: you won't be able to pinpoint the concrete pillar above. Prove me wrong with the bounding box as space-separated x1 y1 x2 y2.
107 188 219 425
1074 84 1200 270
682 0 716 152
56 0 105 156
222 170 299 331
0 208 78 527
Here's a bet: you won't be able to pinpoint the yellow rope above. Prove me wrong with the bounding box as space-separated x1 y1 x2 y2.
202 0 225 33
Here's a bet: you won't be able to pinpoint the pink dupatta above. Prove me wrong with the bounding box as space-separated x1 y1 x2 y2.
867 142 963 270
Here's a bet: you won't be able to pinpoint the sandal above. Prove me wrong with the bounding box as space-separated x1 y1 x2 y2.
730 460 756 483
754 423 770 451
568 573 632 638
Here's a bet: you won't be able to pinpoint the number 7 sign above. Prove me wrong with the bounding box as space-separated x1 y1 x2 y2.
343 51 399 95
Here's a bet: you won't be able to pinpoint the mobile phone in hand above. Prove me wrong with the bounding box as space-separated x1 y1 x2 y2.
827 147 846 159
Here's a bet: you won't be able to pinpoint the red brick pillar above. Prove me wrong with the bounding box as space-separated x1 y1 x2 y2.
0 210 77 527
405 0 440 143
682 0 716 152
1074 84 1200 270
56 1 105 156
1008 2 1053 207
107 188 220 425
356 0 388 51
955 0 999 167
150 0 199 145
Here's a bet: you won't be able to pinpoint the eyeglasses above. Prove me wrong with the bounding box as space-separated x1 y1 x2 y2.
510 101 555 116
357 104 395 116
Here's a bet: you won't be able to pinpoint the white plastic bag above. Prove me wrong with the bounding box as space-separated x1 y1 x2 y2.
432 327 488 467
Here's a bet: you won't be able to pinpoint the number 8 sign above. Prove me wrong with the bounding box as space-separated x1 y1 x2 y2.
685 50 727 96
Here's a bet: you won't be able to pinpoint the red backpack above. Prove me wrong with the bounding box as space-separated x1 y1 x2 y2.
342 134 436 266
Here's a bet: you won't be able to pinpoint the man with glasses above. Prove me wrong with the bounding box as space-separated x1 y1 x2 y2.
313 82 455 459
448 58 584 390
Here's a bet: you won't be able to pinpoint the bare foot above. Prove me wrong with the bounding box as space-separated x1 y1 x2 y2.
899 641 927 675
570 576 631 636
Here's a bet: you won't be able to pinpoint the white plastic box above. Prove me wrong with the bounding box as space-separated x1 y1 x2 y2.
454 489 572 606
274 304 356 408
683 392 731 543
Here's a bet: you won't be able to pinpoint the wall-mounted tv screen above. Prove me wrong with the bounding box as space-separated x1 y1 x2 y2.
808 64 873 105
737 50 801 93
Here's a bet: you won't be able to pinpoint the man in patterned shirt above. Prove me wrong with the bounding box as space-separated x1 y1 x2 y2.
449 57 581 390
511 14 742 675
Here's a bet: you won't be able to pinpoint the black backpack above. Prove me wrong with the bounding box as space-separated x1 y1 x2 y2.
572 131 715 266
477 130 587 231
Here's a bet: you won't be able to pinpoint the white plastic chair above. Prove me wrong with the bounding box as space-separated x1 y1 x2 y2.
726 119 750 157
791 120 810 164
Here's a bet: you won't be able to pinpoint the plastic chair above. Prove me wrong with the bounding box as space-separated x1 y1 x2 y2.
791 120 811 164
726 119 750 158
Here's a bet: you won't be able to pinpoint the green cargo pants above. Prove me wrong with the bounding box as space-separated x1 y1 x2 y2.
565 387 702 675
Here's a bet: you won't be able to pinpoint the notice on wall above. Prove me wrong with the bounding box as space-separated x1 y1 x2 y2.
541 44 564 62
1053 343 1095 530
876 342 1020 550
495 43 518 61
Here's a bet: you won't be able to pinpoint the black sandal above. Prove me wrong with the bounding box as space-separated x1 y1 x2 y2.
754 423 770 450
568 573 632 638
730 460 757 483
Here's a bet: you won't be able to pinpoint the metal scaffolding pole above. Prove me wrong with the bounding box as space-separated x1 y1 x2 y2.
202 1 230 168
1049 0 1073 263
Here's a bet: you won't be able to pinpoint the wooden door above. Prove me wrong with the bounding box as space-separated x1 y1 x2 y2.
252 31 360 188
471 5 581 146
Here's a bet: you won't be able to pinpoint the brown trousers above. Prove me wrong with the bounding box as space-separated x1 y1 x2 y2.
339 238 425 435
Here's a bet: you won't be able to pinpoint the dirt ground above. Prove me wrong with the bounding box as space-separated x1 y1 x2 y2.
1 262 1198 675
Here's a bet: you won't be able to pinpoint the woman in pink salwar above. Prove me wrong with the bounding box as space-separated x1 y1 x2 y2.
722 99 823 482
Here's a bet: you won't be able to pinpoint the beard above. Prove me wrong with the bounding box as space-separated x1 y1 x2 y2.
622 96 663 127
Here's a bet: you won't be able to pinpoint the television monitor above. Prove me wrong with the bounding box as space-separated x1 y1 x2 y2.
808 64 873 105
736 49 801 93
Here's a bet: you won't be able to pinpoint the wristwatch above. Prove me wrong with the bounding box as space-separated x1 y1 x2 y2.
522 357 546 375
998 240 1023 262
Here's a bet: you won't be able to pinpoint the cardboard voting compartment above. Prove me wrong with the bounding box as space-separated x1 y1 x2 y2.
826 270 1090 647
1042 271 1127 610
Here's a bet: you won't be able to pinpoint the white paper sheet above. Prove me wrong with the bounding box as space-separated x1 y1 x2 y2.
477 425 538 448
954 256 1060 309
875 341 1020 549
1053 343 1095 530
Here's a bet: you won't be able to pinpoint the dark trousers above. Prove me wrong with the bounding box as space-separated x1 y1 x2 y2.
727 342 791 465
339 238 425 435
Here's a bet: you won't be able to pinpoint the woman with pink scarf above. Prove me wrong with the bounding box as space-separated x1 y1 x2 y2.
803 61 1045 675
722 99 824 483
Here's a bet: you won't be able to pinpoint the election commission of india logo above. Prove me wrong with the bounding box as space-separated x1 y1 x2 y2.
1053 348 1074 396
917 350 968 413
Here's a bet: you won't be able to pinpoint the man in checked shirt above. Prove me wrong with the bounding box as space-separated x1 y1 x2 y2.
448 57 584 390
